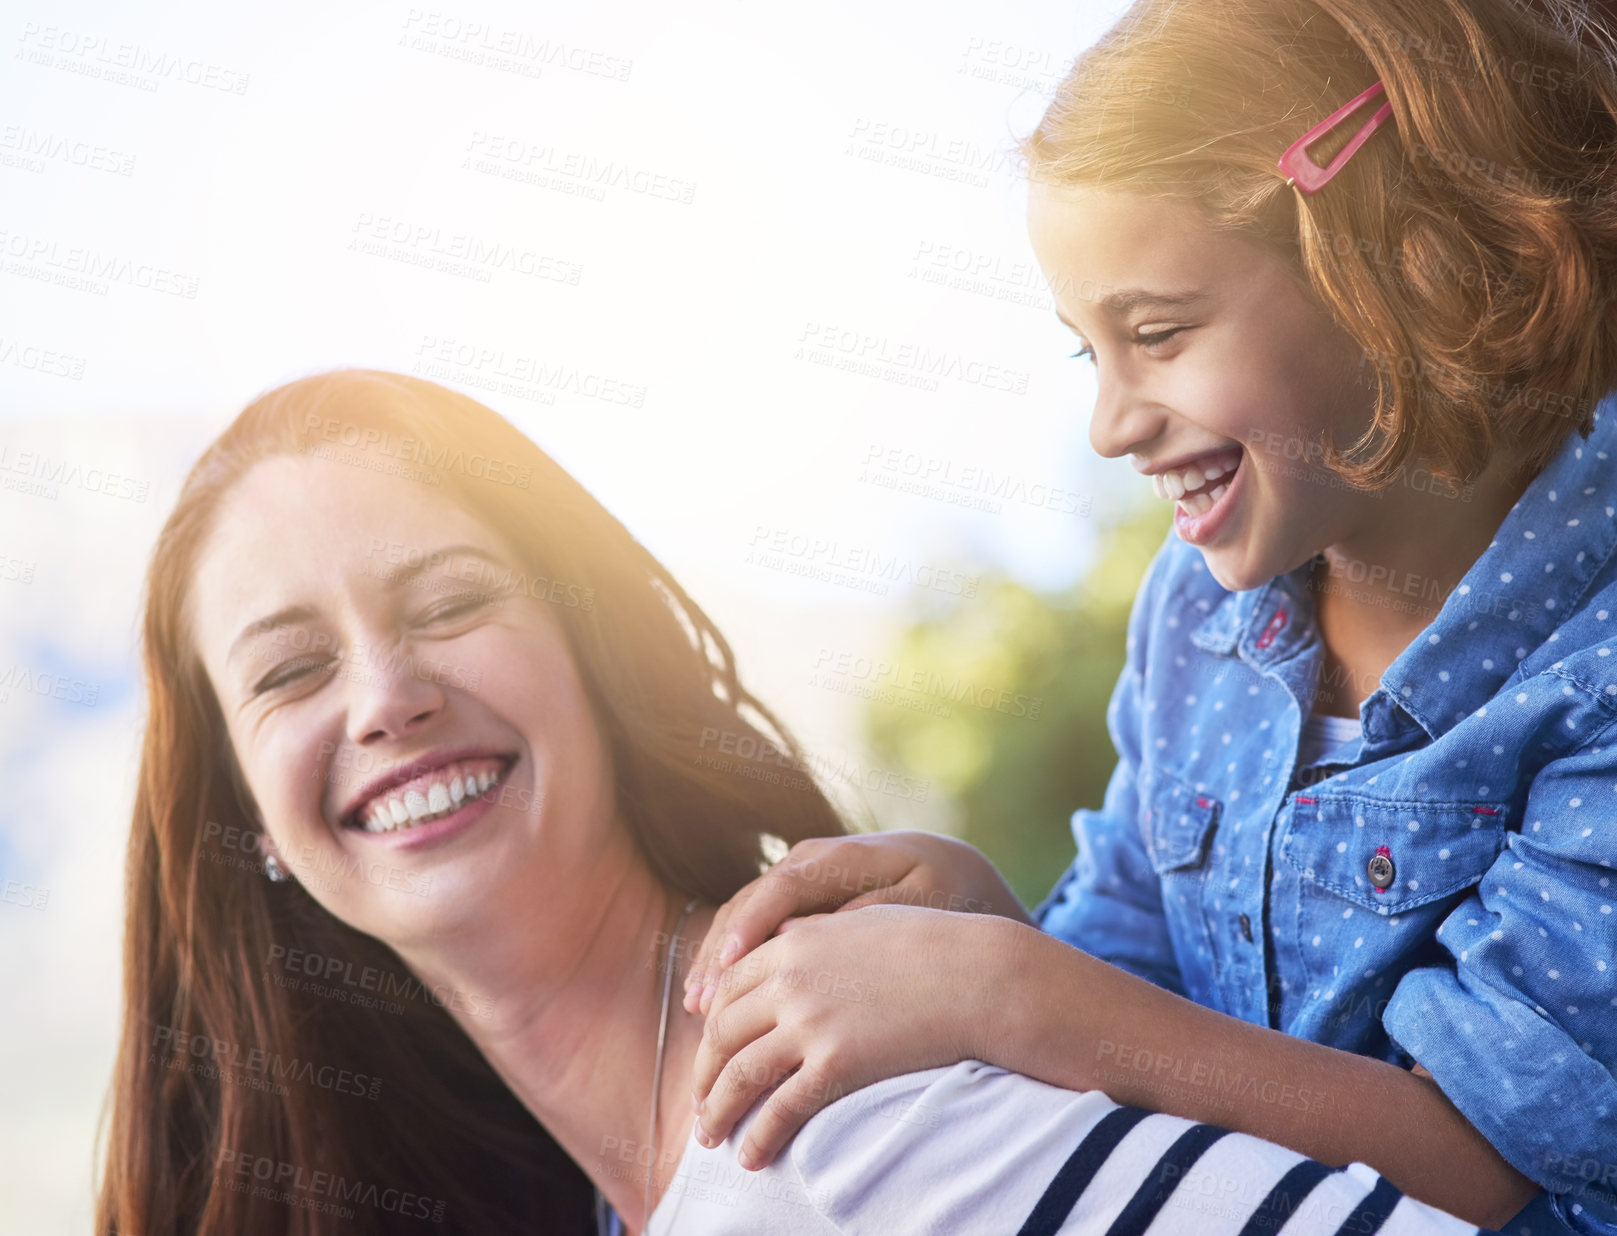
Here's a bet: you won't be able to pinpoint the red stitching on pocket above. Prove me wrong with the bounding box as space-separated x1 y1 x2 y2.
1256 606 1288 650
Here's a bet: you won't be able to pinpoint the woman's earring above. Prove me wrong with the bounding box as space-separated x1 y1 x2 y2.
264 853 291 883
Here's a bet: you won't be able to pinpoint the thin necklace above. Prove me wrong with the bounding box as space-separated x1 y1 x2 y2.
644 896 700 1232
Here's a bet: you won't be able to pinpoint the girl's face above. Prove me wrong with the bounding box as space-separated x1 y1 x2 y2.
1027 182 1378 592
187 452 622 950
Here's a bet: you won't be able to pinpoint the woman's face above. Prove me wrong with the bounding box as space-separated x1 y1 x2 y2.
1026 182 1380 592
188 451 621 949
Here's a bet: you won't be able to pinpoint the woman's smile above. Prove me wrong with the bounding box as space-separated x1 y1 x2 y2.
340 751 521 848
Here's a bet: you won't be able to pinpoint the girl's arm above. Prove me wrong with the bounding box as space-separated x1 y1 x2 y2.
691 906 1539 1231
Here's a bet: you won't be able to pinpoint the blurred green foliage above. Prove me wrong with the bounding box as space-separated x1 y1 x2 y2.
866 501 1174 910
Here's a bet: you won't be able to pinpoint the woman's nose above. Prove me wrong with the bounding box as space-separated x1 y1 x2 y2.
340 636 448 746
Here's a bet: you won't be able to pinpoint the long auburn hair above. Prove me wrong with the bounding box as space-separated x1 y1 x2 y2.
97 368 847 1234
1026 0 1617 492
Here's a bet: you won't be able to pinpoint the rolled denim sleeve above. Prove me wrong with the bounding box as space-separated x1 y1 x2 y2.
1035 535 1187 999
1382 714 1617 1235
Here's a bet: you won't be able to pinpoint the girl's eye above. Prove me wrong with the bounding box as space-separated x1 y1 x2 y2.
1136 326 1187 350
253 656 334 695
1067 328 1186 366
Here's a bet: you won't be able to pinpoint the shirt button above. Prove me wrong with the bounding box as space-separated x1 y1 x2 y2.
1238 912 1254 942
1368 850 1396 890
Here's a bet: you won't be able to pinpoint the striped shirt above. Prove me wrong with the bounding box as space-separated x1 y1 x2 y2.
605 1060 1500 1235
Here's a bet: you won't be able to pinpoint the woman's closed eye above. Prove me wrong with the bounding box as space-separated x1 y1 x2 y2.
253 654 338 695
417 591 503 627
249 593 503 695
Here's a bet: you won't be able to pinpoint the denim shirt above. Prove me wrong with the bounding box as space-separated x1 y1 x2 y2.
1036 394 1617 1235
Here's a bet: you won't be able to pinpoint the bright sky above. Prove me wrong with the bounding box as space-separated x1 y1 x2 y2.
0 0 1141 1227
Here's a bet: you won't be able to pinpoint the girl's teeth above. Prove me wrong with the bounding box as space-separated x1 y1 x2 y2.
428 783 451 813
450 776 465 805
389 798 409 826
1164 472 1187 500
1207 482 1228 503
405 790 430 822
1179 464 1204 493
1180 490 1215 517
1201 460 1226 482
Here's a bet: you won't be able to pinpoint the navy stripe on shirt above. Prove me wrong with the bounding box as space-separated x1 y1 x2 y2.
1333 1176 1403 1236
1104 1122 1231 1236
1017 1106 1154 1236
1237 1160 1343 1236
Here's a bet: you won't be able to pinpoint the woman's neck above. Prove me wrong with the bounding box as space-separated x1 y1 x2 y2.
396 859 715 1234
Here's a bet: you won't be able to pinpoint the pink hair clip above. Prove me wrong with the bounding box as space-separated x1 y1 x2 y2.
1278 81 1394 195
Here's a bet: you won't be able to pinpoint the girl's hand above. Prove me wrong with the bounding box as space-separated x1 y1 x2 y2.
688 903 1027 1170
682 831 1031 1016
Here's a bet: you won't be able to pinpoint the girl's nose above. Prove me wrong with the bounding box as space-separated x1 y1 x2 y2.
1088 374 1165 462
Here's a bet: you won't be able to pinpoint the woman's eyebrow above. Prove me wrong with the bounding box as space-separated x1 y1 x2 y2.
225 543 510 665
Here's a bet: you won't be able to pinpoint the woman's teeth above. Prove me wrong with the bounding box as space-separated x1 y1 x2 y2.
357 763 504 833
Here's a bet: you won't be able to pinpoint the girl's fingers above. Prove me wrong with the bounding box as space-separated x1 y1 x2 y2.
684 881 758 1012
716 844 905 974
772 913 828 934
690 978 778 1107
734 1060 846 1171
693 1029 799 1152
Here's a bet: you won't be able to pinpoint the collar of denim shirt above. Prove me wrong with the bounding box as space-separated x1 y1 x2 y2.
1189 389 1617 746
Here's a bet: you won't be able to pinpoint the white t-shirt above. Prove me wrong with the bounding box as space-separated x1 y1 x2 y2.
638 1060 1488 1235
1298 708 1364 770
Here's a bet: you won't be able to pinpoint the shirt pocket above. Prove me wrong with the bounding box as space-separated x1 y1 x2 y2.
1141 769 1223 992
1142 769 1221 872
1278 793 1510 998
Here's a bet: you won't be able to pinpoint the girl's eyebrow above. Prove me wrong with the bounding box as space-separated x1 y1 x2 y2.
1056 288 1209 332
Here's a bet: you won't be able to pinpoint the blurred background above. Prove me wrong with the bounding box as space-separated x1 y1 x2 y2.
0 0 1175 1228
